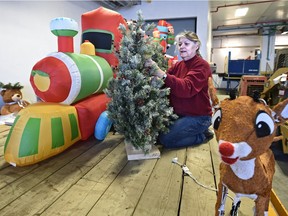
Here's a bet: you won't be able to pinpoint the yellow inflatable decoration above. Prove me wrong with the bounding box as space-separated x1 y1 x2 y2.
4 103 81 166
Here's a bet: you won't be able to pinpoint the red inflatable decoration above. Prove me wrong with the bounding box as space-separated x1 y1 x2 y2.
153 19 175 54
81 7 127 68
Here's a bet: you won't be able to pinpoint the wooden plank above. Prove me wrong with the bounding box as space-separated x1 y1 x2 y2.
180 140 217 215
272 162 288 212
40 140 128 216
0 125 10 160
0 125 11 133
271 188 288 216
268 203 279 216
0 141 94 211
0 127 10 156
86 152 159 216
0 144 5 157
0 142 7 157
0 156 10 170
0 164 39 189
0 133 9 143
0 133 123 214
133 147 186 216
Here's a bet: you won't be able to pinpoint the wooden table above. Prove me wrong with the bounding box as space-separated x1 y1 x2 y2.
0 124 284 216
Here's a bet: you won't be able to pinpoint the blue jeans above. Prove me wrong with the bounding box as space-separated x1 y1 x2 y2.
159 116 212 148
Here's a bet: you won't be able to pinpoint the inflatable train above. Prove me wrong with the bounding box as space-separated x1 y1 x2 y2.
4 7 127 166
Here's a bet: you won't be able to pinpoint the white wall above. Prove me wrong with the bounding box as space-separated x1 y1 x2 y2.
0 1 101 103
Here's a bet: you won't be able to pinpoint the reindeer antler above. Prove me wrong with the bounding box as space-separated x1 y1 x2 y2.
251 90 261 102
229 89 237 100
272 99 288 124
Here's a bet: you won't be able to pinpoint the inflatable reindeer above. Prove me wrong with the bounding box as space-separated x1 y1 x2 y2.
213 93 288 216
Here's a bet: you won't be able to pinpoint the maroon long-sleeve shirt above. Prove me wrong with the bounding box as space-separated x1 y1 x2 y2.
165 55 212 116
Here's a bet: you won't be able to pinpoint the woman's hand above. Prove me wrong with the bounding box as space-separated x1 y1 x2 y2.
145 59 157 68
145 59 166 79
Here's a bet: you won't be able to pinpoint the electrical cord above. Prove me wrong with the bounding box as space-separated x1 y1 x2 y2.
172 157 233 200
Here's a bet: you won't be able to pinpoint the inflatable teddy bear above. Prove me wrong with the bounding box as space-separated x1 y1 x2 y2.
0 82 30 115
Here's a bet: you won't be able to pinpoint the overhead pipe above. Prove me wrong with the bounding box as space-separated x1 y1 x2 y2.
213 33 260 38
210 0 278 13
214 20 288 31
214 26 256 31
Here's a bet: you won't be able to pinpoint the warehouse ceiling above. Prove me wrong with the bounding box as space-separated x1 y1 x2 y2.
210 0 288 37
97 0 288 37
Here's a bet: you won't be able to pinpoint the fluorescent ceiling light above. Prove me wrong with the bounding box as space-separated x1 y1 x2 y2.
235 7 249 17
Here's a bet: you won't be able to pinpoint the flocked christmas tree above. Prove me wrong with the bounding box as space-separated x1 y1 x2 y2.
104 11 177 152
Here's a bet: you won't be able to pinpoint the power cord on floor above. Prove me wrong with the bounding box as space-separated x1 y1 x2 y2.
172 157 233 200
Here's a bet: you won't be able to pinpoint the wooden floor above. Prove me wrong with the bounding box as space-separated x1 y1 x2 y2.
1 123 287 216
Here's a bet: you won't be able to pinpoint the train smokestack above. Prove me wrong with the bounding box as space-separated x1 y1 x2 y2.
50 17 78 52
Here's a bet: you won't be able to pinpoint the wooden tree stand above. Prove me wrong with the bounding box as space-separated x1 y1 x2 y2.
124 140 161 160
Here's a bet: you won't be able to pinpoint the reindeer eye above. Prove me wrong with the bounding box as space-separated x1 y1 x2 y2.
255 111 274 138
212 109 222 130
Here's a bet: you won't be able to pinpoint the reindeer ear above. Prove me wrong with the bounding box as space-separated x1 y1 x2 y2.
272 98 288 123
0 89 6 96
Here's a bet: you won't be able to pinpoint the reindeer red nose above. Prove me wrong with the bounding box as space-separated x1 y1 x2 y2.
219 142 234 157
